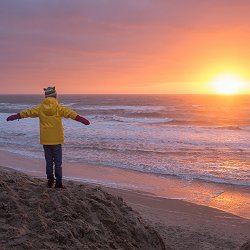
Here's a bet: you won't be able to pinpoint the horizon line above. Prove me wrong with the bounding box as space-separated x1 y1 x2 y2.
1 93 250 96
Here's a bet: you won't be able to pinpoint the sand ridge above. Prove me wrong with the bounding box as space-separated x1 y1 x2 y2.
0 167 165 250
1 166 250 249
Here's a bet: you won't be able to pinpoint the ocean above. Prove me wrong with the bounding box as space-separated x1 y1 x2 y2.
0 94 250 187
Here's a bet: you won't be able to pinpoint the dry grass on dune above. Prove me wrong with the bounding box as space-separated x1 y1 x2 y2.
0 167 166 250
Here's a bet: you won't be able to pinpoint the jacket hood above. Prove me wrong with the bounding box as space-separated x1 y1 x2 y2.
41 97 58 116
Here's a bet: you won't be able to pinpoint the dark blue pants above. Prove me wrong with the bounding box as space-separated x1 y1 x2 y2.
43 144 62 182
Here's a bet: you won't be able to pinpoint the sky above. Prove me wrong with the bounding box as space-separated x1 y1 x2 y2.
1 0 250 94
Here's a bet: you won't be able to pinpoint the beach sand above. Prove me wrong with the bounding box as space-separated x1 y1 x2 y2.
105 187 250 249
0 150 250 249
0 166 164 249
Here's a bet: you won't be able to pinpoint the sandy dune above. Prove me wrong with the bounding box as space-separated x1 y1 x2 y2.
0 167 165 249
1 166 250 249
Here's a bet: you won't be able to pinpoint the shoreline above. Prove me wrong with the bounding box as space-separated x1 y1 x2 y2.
0 149 250 220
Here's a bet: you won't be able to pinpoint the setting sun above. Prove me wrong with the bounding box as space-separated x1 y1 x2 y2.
210 74 245 95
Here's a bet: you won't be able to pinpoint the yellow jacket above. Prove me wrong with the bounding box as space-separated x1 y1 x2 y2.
20 97 77 145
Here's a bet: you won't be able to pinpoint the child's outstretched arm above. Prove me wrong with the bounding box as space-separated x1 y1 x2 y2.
59 104 90 125
6 113 21 121
6 106 40 121
75 115 90 125
19 106 40 118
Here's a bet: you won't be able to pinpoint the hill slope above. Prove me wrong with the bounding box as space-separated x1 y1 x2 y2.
0 167 165 250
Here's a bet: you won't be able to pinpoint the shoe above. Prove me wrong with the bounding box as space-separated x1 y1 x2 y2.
47 178 55 188
55 181 65 189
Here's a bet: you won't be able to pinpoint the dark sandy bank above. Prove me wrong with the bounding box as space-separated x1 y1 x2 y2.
1 166 250 250
0 167 165 250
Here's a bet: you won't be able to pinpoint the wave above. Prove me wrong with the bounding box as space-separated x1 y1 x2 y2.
92 117 213 127
74 105 165 112
214 126 242 130
60 102 77 107
0 103 31 110
71 113 248 130
154 119 215 126
110 115 172 124
65 152 250 187
65 143 178 155
191 175 250 187
156 120 246 130
162 119 196 125
123 165 249 187
156 171 250 187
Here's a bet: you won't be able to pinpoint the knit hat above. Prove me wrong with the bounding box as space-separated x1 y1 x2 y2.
44 86 57 98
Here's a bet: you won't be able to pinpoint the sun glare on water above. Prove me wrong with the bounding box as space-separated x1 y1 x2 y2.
210 74 245 95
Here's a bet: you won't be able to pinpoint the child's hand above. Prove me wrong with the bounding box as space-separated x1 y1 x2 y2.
75 115 90 125
6 113 21 121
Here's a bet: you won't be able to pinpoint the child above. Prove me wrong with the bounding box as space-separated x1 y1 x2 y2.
6 86 90 188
